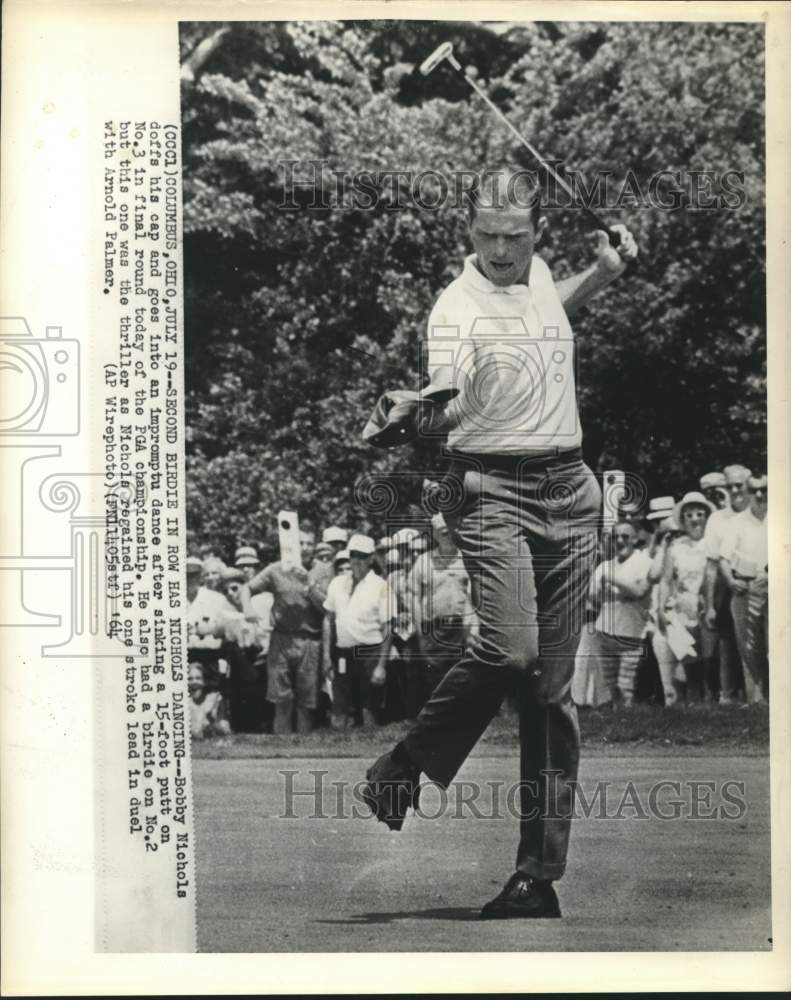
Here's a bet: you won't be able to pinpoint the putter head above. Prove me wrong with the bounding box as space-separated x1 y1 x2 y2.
419 41 454 76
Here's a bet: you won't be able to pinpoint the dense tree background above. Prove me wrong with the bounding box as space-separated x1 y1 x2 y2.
179 20 765 557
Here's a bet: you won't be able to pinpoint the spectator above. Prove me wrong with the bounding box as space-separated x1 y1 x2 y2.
700 471 729 512
334 548 351 576
310 541 336 599
720 474 769 703
212 567 271 733
311 541 338 727
379 546 417 719
409 513 477 708
322 534 393 728
639 512 682 705
187 555 234 696
572 497 671 708
703 464 751 703
374 535 391 575
384 537 422 714
390 528 420 567
322 526 349 556
201 556 226 591
580 520 657 708
188 662 231 740
318 546 353 723
245 528 325 734
234 544 274 657
654 491 714 703
234 545 261 581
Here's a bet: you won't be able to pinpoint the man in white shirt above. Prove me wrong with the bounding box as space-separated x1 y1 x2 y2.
582 521 657 707
323 534 393 728
702 465 751 702
362 163 638 920
720 475 768 702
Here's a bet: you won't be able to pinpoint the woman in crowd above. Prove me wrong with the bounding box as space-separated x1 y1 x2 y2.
652 491 715 703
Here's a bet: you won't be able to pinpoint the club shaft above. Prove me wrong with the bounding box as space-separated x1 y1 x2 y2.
462 70 615 236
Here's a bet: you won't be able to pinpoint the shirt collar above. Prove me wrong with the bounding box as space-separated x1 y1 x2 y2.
461 254 530 296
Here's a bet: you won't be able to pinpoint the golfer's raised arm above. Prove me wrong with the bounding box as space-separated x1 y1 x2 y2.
557 225 639 318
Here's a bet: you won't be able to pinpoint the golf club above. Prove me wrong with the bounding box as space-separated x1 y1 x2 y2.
420 41 625 250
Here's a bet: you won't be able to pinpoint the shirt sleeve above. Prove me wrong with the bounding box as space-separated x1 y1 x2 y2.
248 563 274 595
425 292 460 382
703 514 721 561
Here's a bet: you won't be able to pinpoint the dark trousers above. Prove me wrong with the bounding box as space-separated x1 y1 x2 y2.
402 450 600 882
334 644 384 725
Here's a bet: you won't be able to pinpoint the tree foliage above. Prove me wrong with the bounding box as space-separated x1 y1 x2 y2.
181 20 765 556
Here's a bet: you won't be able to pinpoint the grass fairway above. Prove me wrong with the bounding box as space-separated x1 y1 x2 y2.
192 705 770 953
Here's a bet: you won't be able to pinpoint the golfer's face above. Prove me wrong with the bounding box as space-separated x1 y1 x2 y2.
470 206 543 287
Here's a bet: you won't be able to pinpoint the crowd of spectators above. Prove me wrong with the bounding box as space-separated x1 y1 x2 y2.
573 465 769 710
187 464 769 739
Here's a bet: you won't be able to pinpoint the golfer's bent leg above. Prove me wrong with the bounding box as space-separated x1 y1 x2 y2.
402 478 539 787
402 657 513 787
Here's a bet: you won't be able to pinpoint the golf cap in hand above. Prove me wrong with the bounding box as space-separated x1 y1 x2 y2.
362 381 459 448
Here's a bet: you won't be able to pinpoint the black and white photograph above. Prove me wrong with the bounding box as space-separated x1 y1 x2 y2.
3 1 791 993
179 16 772 953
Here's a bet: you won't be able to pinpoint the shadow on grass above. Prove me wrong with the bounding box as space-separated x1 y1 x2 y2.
316 906 481 924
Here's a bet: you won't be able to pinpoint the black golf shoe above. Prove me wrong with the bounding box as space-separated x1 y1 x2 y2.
480 873 561 919
361 743 421 831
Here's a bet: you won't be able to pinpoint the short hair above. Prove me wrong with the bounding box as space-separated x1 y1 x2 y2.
466 163 542 226
613 519 637 535
724 464 752 482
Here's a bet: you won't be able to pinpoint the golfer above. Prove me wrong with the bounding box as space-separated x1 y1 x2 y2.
362 164 638 919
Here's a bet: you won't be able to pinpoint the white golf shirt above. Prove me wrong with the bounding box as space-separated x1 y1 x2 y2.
425 253 581 453
591 549 653 639
720 508 768 580
703 506 737 561
324 569 392 648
